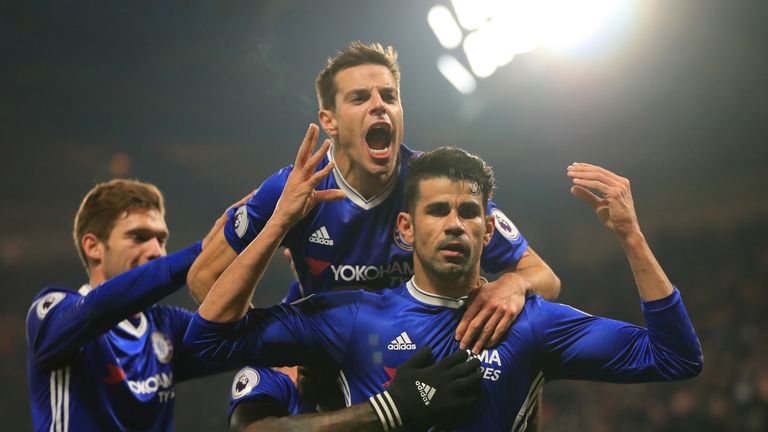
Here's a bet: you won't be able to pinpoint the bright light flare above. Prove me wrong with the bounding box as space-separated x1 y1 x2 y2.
437 55 477 94
428 6 463 49
462 27 500 78
536 0 634 51
450 0 495 30
428 0 637 92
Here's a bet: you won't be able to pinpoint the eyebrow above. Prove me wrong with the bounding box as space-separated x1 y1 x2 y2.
345 89 369 99
424 202 450 212
458 201 483 215
125 227 169 240
423 200 482 213
379 86 398 94
344 85 398 97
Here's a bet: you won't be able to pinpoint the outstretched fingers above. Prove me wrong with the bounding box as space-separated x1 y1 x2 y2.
568 163 629 197
567 162 624 183
570 185 605 210
295 124 320 168
297 138 330 181
567 162 638 235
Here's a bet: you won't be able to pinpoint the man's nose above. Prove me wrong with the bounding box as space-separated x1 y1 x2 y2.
369 91 386 116
444 211 465 235
144 238 165 261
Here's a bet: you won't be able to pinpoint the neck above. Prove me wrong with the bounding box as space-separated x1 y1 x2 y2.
412 264 483 299
332 147 393 200
88 268 105 288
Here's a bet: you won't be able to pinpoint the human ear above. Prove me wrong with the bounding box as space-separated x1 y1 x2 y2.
396 212 414 244
483 214 494 246
82 233 104 264
318 109 338 139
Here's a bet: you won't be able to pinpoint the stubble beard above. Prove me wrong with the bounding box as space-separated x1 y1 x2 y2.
414 244 471 280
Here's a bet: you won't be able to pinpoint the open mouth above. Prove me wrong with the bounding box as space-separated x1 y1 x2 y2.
365 123 392 158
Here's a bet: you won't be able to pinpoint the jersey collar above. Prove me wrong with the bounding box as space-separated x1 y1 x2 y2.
406 278 468 309
328 144 400 210
78 284 148 338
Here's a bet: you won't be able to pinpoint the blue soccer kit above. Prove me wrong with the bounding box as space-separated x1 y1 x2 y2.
224 144 528 302
185 279 703 432
27 242 229 431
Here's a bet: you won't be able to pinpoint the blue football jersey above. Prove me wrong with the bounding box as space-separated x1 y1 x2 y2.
186 280 703 432
228 367 314 420
224 144 528 301
26 243 228 431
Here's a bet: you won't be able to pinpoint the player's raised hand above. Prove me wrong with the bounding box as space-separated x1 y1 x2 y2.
567 163 641 239
273 124 346 227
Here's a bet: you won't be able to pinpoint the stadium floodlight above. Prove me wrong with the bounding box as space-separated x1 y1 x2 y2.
538 0 629 50
494 0 540 62
480 8 538 69
427 5 463 49
462 26 499 78
429 0 636 92
437 55 477 94
450 0 495 30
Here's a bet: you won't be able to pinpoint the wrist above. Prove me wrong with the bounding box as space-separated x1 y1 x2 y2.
618 229 645 249
368 391 404 431
264 214 295 234
499 271 531 296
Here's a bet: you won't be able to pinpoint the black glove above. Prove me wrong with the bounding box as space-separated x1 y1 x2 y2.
368 346 482 431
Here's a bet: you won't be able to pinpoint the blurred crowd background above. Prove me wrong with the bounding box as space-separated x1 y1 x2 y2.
2 1 766 430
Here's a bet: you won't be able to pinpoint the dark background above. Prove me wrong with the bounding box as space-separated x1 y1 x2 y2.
2 1 766 430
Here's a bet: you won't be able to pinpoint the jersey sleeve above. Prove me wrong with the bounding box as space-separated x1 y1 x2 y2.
529 288 703 383
480 201 529 274
26 242 202 371
157 305 238 382
224 166 293 254
184 291 363 369
227 367 298 420
281 280 304 304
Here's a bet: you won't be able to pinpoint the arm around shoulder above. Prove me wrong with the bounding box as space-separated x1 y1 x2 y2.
504 246 561 301
28 241 201 369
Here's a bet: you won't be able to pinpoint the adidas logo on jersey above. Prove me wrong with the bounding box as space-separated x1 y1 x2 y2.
415 380 436 405
308 226 334 246
387 332 416 350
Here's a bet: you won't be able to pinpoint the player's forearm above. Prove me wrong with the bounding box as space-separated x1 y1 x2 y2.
188 229 237 304
514 265 560 301
187 253 220 305
619 230 673 301
506 249 561 301
87 241 201 316
243 404 382 432
199 217 290 323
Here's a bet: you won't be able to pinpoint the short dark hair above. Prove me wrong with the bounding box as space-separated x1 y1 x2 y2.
404 147 495 214
316 41 400 111
73 179 165 270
